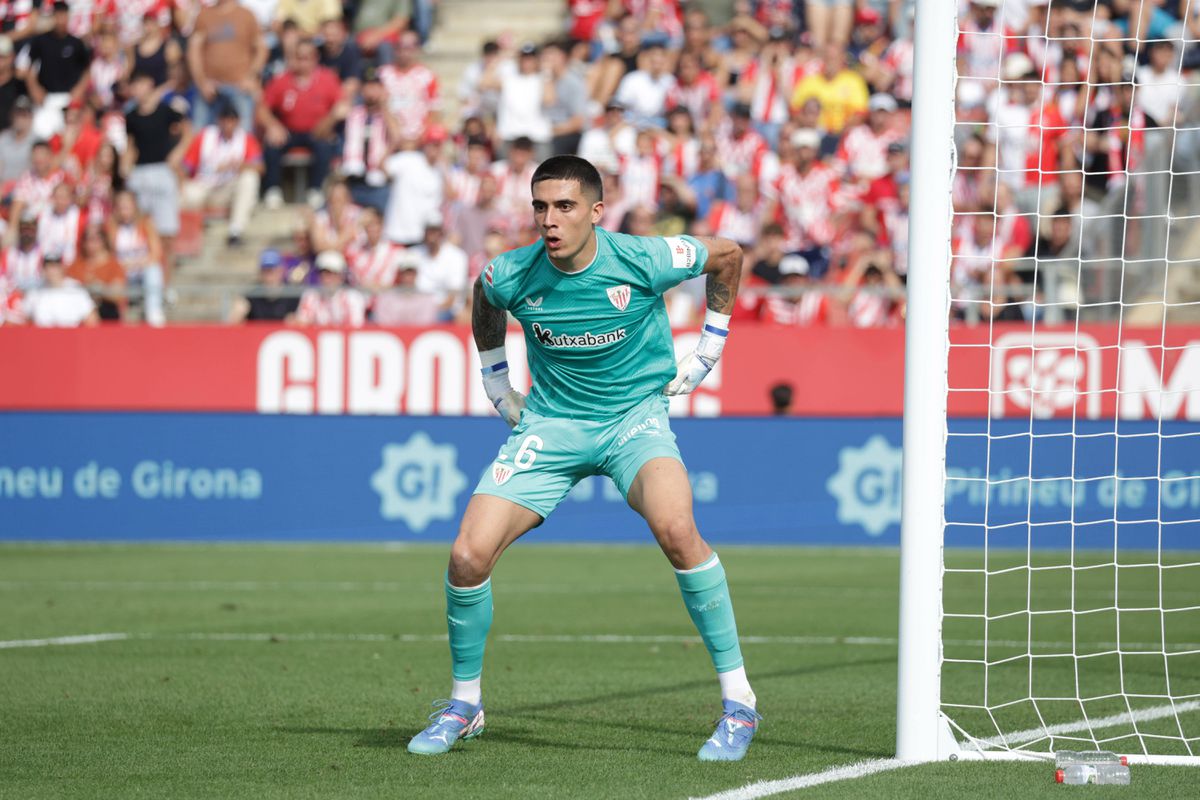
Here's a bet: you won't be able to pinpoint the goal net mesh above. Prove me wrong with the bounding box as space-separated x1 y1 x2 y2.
939 0 1200 758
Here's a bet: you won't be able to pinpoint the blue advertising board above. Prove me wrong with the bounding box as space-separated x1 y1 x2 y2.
0 413 1197 547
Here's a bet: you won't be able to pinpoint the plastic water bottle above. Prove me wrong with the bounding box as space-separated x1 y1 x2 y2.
1055 763 1132 785
1054 750 1129 767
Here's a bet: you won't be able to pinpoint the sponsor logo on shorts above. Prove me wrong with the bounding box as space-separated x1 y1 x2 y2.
531 322 626 348
492 463 514 485
606 284 631 311
615 416 661 447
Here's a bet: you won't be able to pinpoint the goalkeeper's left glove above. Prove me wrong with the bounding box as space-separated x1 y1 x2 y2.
665 310 730 396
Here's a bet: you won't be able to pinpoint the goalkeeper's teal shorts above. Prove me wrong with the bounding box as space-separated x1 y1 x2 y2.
472 392 683 518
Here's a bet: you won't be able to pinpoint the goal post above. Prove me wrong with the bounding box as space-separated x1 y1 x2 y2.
896 0 957 764
897 0 1200 766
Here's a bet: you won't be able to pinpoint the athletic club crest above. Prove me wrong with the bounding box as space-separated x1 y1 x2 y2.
492 463 514 485
606 284 631 311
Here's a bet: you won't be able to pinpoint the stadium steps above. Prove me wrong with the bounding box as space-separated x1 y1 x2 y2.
425 0 566 123
170 205 301 323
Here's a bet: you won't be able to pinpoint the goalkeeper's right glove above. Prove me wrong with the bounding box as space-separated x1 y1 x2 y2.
479 346 526 428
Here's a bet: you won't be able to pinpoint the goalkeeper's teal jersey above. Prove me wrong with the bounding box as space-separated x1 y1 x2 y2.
481 227 708 420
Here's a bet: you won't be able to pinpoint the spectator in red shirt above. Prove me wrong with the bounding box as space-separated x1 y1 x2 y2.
258 38 342 207
180 101 264 246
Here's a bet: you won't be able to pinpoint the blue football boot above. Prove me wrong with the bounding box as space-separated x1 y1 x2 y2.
407 699 485 755
697 700 761 761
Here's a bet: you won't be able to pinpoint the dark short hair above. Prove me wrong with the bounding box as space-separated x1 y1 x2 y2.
532 156 603 202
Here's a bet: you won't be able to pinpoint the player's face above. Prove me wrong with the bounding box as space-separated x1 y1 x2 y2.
532 179 602 264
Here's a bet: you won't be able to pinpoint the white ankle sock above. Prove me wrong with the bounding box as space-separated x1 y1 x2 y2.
451 677 482 706
718 666 756 708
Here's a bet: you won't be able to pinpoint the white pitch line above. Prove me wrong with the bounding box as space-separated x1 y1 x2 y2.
0 632 130 649
981 699 1200 748
688 758 912 800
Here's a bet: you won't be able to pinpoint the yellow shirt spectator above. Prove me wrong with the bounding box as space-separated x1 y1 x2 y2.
790 70 870 134
275 0 343 34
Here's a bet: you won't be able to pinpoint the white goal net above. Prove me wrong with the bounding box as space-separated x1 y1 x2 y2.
933 0 1200 762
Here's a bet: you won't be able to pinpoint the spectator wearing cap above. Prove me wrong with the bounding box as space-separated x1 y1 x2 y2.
9 140 67 237
229 248 301 322
106 189 167 326
835 93 903 186
122 69 189 276
0 35 29 131
19 254 96 327
764 253 829 326
259 38 342 208
68 225 126 320
491 135 538 219
37 181 81 264
775 127 837 255
0 95 34 183
542 41 588 157
319 17 364 97
274 0 342 36
20 2 91 140
378 30 439 142
346 205 404 290
495 43 551 158
382 129 445 246
180 100 264 247
613 42 677 130
409 217 468 322
370 252 439 326
861 140 908 250
338 65 397 212
0 213 44 291
790 45 869 136
294 249 366 326
578 100 636 174
189 0 266 131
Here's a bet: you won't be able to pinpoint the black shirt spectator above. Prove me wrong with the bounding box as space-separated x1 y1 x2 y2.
0 39 27 130
126 101 184 165
22 27 90 93
246 293 300 321
319 19 363 85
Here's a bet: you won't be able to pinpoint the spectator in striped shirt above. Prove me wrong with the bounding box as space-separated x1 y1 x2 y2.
8 140 66 242
180 100 264 247
294 249 367 326
370 253 438 326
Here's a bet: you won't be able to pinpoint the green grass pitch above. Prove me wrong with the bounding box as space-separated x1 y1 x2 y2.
1 543 1197 799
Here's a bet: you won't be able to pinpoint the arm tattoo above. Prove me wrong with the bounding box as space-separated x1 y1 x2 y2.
706 275 733 312
472 279 508 350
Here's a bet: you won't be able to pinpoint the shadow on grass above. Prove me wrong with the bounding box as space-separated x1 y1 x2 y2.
277 655 894 759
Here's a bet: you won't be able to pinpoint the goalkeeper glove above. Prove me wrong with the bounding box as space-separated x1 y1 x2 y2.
479 346 526 427
665 310 729 396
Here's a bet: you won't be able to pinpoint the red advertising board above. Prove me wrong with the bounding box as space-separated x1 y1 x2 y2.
1 323 1197 418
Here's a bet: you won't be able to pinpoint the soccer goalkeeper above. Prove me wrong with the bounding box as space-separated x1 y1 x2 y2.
407 156 758 761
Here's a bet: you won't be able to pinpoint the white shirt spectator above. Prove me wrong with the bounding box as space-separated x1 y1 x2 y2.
577 125 636 174
22 279 94 326
241 0 280 30
411 241 469 314
614 69 676 126
383 150 444 244
496 60 551 143
1135 63 1182 127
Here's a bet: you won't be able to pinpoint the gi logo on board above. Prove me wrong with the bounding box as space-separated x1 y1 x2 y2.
607 284 631 311
825 435 903 537
370 432 467 532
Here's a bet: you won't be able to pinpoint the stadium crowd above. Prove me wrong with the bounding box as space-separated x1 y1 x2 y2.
0 0 1196 327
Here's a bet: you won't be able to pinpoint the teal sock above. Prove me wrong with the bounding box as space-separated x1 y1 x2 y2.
446 575 493 681
675 553 744 673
